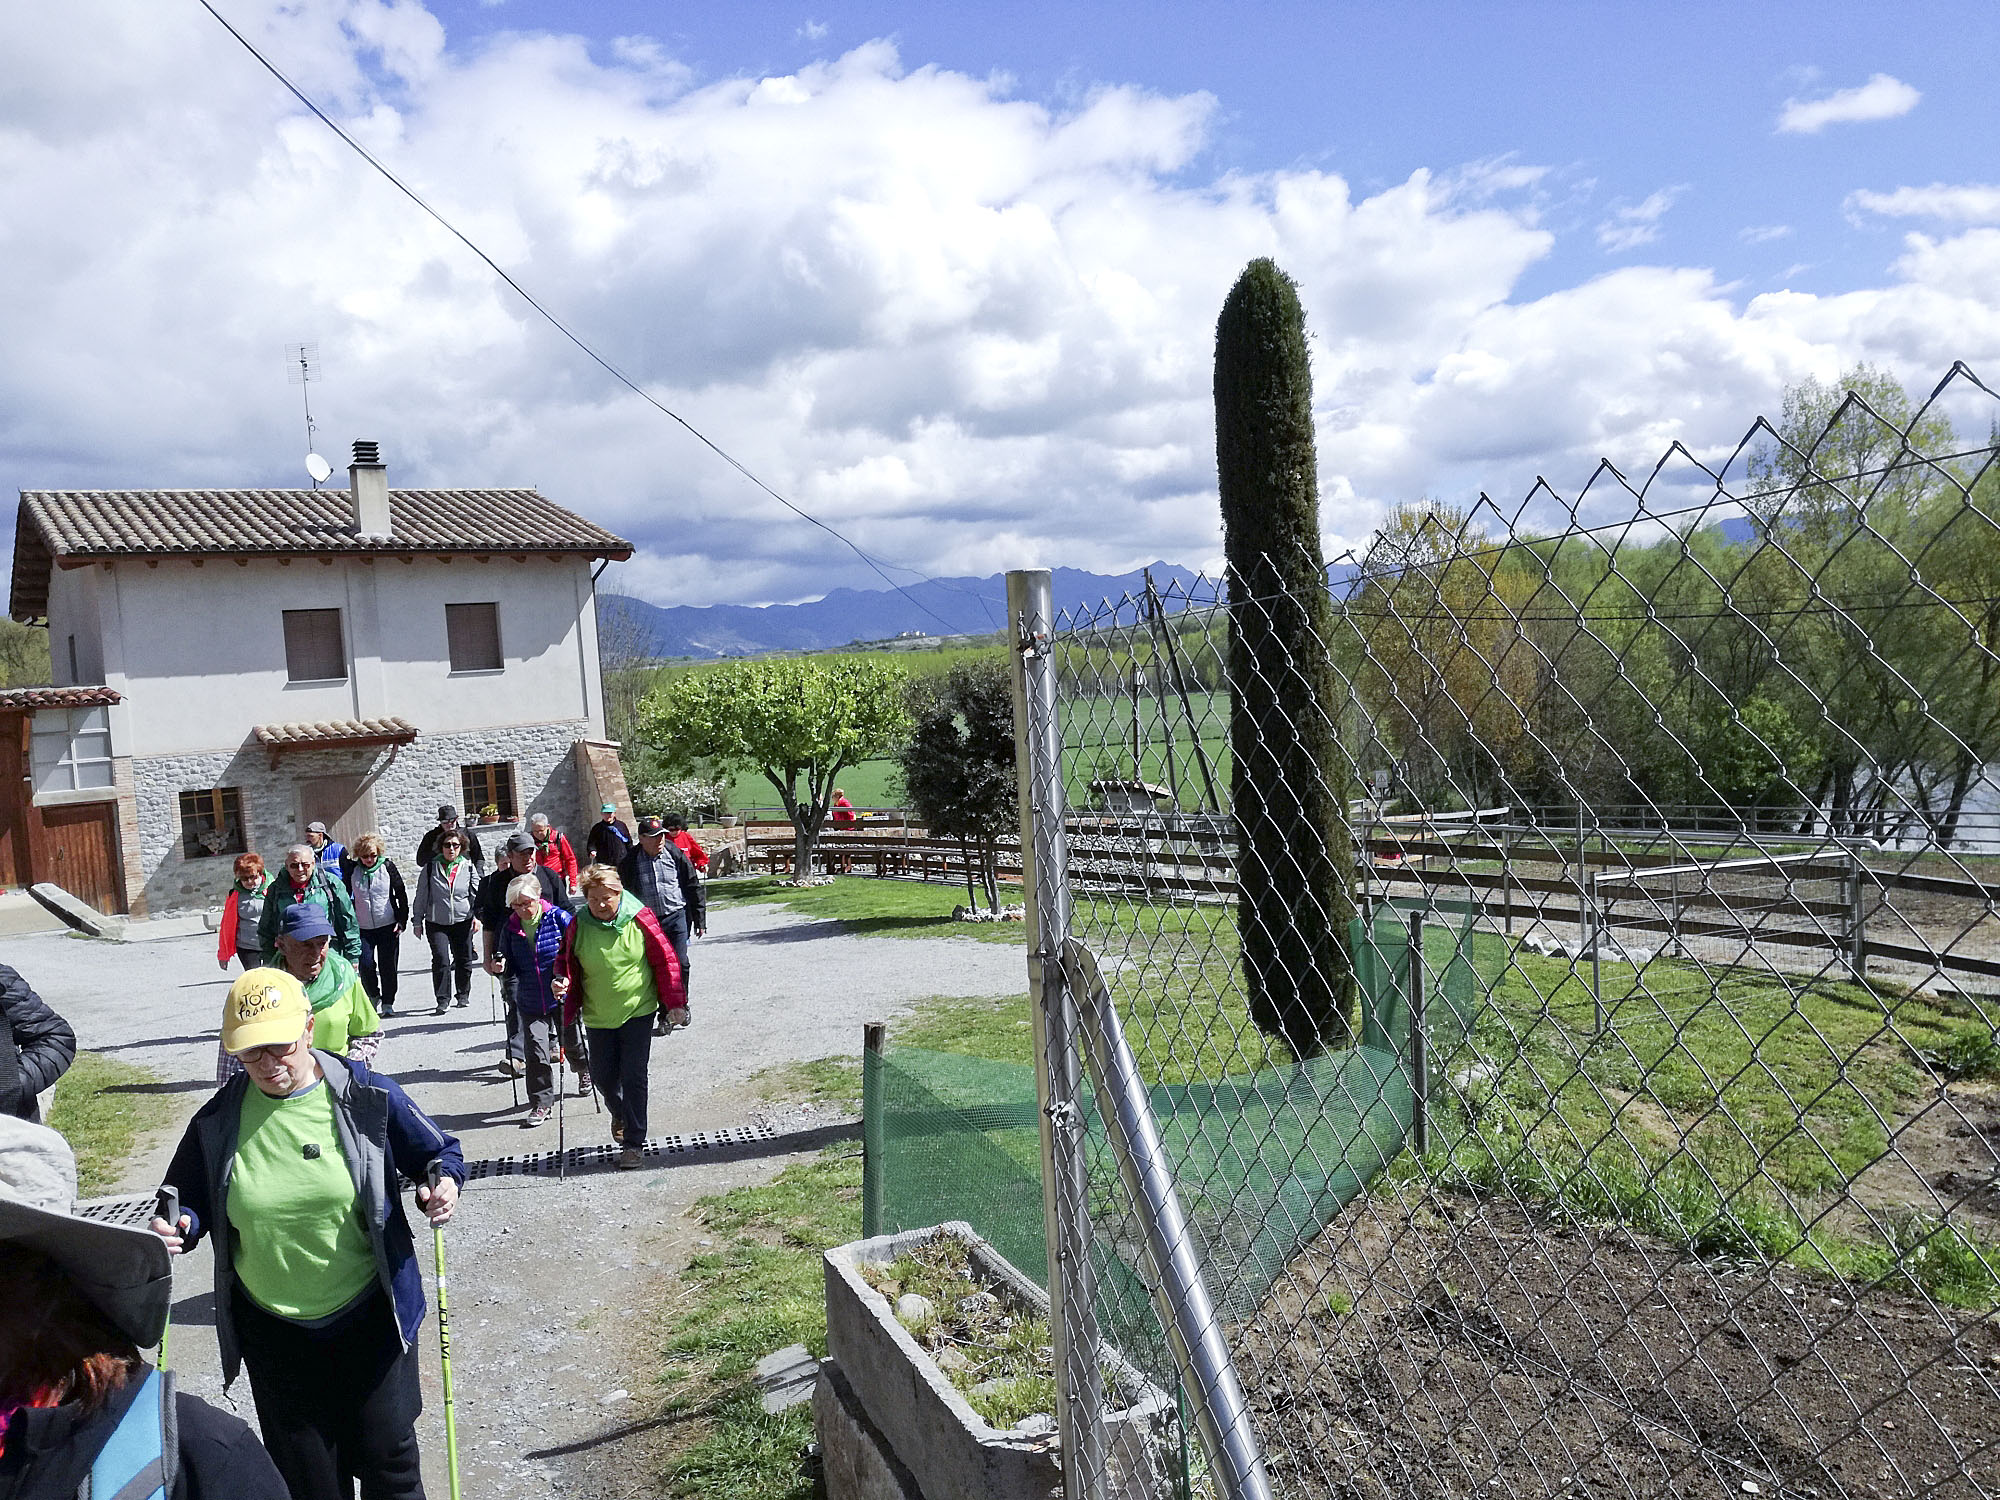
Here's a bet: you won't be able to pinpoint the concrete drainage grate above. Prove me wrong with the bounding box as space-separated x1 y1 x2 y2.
462 1121 779 1181
77 1194 158 1228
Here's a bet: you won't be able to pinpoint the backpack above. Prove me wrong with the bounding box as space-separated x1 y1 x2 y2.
79 1367 177 1499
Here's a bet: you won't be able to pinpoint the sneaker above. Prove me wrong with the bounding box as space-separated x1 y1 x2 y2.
378 1006 396 1019
575 1074 591 1097
500 1058 524 1077
611 1119 624 1144
617 1147 643 1170
453 997 471 1008
525 1106 551 1128
435 1001 450 1015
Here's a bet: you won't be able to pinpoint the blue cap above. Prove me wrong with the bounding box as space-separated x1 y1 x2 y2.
280 904 336 941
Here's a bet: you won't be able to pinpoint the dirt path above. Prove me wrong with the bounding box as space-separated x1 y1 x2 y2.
15 898 1027 1497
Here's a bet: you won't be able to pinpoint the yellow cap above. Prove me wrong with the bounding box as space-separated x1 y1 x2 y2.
220 968 311 1055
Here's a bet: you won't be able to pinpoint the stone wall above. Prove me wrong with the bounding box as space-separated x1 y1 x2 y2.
132 718 592 915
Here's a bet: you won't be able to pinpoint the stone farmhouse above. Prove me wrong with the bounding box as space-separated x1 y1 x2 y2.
4 441 635 916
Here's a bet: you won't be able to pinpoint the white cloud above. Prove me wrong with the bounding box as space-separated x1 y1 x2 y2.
2 4 1998 608
1847 183 2000 224
1739 224 1792 244
799 19 829 41
1596 187 1684 253
1777 73 1920 134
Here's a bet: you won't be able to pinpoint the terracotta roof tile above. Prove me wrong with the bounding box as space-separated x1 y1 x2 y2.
252 717 420 749
10 489 632 620
0 685 122 710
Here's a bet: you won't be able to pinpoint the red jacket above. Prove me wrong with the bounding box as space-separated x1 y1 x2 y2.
216 881 267 963
671 829 709 872
555 899 684 1028
831 796 857 828
534 830 579 886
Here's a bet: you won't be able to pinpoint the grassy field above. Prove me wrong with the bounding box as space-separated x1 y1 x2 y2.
45 1051 173 1195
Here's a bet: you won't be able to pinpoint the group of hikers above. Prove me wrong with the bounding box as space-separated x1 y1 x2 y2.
0 797 721 1499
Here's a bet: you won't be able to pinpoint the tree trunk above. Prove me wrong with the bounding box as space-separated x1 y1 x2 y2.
981 839 1000 911
958 834 977 908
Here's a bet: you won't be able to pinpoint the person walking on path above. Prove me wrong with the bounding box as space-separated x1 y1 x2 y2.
554 866 685 1170
0 1116 290 1498
412 833 479 1015
663 813 709 874
341 833 410 1018
216 908 382 1086
305 821 346 878
151 969 462 1500
0 966 74 1124
527 813 578 895
616 817 705 1011
478 834 571 1077
217 853 272 972
496 875 579 1128
257 845 361 968
415 806 484 874
583 804 632 869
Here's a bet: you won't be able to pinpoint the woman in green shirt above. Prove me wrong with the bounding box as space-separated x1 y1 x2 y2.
554 864 687 1169
152 968 462 1500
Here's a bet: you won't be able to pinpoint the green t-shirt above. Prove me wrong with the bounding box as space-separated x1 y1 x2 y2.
302 950 379 1051
572 892 660 1029
228 1079 377 1321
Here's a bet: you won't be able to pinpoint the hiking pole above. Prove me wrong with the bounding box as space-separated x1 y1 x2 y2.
427 1163 463 1500
153 1185 177 1369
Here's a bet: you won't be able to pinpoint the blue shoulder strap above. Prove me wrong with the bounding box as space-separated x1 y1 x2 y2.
84 1367 173 1500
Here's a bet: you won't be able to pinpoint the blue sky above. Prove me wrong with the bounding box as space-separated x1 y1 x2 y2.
4 2 1998 607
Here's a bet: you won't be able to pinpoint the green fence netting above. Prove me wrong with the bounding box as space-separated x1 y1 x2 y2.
861 903 1482 1372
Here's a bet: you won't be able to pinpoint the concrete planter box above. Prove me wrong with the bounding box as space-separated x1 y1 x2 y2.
819 1221 1175 1500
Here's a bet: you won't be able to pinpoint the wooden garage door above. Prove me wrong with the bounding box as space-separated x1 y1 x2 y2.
297 775 379 851
41 801 125 914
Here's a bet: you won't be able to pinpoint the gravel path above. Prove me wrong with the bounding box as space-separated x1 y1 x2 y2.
13 897 1028 1497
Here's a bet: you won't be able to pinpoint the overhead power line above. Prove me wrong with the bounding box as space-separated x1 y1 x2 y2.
195 0 989 634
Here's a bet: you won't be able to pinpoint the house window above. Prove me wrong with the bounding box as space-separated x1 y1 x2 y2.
282 608 346 682
445 603 503 672
31 706 114 793
179 788 246 859
460 763 518 821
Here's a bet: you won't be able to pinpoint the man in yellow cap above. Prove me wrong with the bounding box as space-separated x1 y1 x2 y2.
150 968 462 1500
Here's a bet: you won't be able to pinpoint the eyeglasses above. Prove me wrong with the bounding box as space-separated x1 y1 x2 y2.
237 1039 300 1065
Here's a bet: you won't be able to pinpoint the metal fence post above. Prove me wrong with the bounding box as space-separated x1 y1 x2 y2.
861 1020 886 1237
1848 857 1869 985
1007 569 1108 1497
1408 911 1429 1158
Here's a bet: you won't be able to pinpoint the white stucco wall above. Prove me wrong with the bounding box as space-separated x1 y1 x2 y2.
45 565 105 687
54 554 607 756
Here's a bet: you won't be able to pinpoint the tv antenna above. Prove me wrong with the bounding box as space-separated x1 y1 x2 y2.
286 342 328 486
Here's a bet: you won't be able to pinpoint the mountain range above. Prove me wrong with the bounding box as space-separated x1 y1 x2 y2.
601 562 1207 659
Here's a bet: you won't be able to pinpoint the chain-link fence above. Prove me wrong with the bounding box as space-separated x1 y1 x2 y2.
973 369 2000 1498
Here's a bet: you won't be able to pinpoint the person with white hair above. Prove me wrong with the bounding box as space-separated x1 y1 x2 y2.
527 812 579 895
256 843 361 967
494 873 579 1127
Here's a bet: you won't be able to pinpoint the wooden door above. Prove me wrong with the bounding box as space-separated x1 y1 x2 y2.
297 775 379 851
40 801 125 913
0 715 28 888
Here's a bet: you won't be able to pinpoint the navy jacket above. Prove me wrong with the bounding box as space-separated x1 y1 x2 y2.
497 903 574 1016
162 1055 464 1385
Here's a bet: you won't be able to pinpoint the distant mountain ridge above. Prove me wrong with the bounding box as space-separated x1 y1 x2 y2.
602 562 1207 659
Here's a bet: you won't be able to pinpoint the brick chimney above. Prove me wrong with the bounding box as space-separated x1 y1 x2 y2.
348 439 390 536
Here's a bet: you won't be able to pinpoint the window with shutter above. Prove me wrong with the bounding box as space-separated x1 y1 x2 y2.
282 609 346 682
446 602 503 673
459 763 518 820
179 788 246 858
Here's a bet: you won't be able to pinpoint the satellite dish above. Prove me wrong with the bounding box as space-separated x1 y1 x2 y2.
305 452 332 483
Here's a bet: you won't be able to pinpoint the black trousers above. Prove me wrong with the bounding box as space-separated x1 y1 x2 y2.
233 1287 426 1500
586 1013 653 1143
359 926 401 1012
425 920 474 1007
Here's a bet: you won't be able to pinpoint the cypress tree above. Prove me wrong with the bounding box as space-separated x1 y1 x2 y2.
1214 258 1355 1057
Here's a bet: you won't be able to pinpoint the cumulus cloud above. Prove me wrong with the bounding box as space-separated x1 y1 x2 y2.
1777 74 1920 134
1596 187 1685 253
1847 183 2000 224
1 4 1997 607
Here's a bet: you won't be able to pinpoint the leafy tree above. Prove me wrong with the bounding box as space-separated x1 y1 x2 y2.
1214 258 1354 1058
638 656 907 876
0 621 50 688
896 661 1017 912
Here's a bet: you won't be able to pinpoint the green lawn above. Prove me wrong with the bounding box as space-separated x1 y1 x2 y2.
708 874 1028 943
46 1051 174 1195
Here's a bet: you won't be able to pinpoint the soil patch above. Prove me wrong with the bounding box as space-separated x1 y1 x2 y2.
1240 1194 2000 1499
